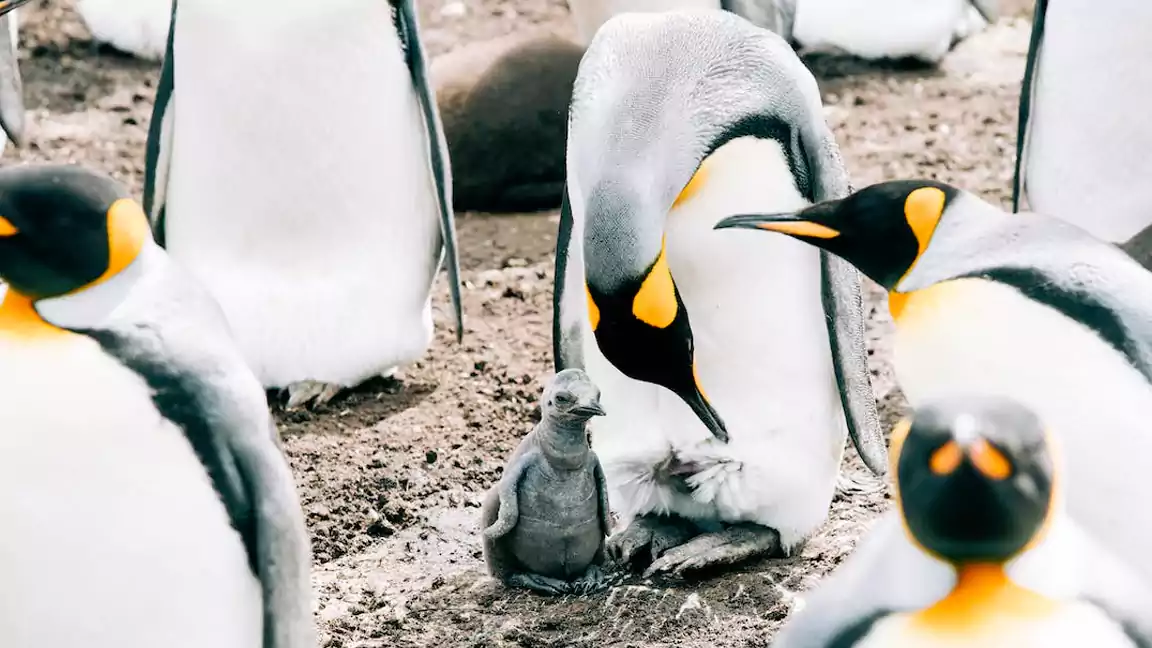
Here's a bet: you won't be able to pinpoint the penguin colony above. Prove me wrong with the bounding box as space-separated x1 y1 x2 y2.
2 0 1152 646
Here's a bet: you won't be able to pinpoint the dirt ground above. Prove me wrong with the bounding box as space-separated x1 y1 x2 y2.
13 0 1035 646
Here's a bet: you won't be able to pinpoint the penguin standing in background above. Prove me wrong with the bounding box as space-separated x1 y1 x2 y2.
76 0 171 60
772 396 1152 648
0 0 30 156
145 0 464 409
0 165 314 647
565 0 795 46
791 0 997 65
555 10 887 577
715 179 1152 583
1014 0 1152 246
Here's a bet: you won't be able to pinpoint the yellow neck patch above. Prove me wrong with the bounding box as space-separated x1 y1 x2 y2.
632 240 678 328
0 290 68 340
673 160 709 209
911 563 1056 635
0 215 16 236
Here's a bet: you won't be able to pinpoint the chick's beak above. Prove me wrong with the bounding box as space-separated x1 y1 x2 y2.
572 400 607 418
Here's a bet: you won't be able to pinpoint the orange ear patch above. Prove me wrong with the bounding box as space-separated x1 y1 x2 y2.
632 242 678 328
586 285 601 331
903 186 946 257
93 199 149 286
969 438 1012 480
929 440 963 476
0 216 16 236
673 161 709 209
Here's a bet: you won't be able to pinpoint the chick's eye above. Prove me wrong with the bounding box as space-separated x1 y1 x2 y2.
555 394 575 405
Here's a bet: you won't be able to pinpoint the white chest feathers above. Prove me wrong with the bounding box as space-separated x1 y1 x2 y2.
583 136 846 549
566 0 722 45
0 334 262 648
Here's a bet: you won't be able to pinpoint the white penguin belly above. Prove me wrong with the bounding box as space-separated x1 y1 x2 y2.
166 0 442 388
0 336 261 648
585 138 847 549
793 0 968 63
893 278 1152 583
1022 2 1152 243
75 0 170 60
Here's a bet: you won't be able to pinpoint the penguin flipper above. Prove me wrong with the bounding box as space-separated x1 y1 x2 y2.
76 263 315 648
552 183 586 372
1011 0 1048 213
719 0 797 41
142 0 177 246
821 248 887 476
393 0 464 342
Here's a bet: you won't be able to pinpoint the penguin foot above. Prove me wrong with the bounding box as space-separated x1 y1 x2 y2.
641 523 781 578
505 572 573 596
571 564 612 594
835 470 887 496
283 381 345 410
605 515 700 570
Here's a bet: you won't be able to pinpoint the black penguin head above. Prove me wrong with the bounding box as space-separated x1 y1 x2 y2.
891 395 1056 565
543 368 607 426
713 179 962 315
579 174 729 444
0 164 150 300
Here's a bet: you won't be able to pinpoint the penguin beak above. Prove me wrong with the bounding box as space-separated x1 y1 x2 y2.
681 387 728 443
713 203 843 240
0 0 31 17
0 2 27 148
572 400 607 418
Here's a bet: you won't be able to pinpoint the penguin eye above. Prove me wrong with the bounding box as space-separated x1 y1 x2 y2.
555 393 575 406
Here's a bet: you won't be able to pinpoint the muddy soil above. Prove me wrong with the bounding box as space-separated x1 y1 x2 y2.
14 0 1035 646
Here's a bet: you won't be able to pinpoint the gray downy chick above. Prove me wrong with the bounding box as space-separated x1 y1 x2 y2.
481 368 612 595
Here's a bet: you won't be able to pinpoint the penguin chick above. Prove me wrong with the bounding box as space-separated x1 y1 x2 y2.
481 368 612 595
772 395 1152 648
0 164 315 648
715 178 1152 583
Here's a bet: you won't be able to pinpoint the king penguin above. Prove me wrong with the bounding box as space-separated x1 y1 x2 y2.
0 164 315 647
0 0 29 156
144 0 464 409
1013 0 1152 245
790 0 997 65
771 395 1152 648
565 0 796 47
715 179 1152 583
554 10 887 576
76 0 171 60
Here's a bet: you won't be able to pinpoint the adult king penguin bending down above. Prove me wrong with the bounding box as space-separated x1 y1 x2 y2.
553 9 886 576
144 0 463 409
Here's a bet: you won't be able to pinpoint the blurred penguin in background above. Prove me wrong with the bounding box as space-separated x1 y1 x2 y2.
791 0 997 65
75 0 171 60
566 0 796 46
1014 0 1152 268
